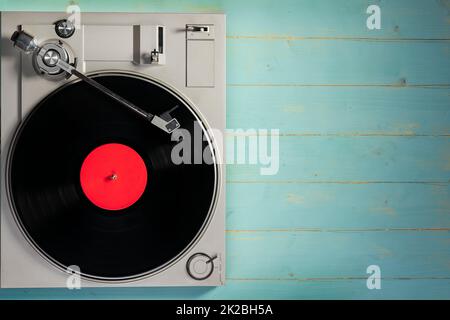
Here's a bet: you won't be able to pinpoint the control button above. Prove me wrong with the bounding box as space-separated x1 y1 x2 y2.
186 253 216 280
55 19 75 38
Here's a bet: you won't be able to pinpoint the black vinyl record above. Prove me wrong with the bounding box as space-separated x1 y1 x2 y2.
7 72 218 280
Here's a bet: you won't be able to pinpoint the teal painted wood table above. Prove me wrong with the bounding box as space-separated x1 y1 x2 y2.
0 0 449 299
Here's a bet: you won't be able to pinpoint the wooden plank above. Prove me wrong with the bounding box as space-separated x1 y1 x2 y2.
222 0 450 39
226 183 450 229
227 87 450 136
226 231 450 279
227 39 450 85
5 0 449 39
226 136 450 182
1 279 449 299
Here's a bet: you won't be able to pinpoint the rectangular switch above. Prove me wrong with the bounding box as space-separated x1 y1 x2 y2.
186 24 215 87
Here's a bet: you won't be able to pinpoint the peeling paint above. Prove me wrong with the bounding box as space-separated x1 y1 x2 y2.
286 193 305 204
371 206 397 216
375 245 394 258
282 105 305 113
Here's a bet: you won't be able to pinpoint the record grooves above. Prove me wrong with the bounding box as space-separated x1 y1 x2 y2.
7 73 218 280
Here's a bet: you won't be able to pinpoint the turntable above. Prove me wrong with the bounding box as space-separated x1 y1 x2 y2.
0 12 225 287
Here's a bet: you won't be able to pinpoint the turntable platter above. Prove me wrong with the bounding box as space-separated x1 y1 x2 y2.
7 73 218 281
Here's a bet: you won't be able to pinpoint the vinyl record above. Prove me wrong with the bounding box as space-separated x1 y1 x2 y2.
7 72 218 281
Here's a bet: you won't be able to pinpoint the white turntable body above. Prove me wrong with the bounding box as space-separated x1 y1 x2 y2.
0 12 225 288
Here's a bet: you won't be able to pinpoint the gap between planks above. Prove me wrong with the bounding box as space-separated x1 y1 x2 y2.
226 228 450 233
226 276 450 282
225 132 450 137
227 35 450 42
226 180 450 185
227 83 450 88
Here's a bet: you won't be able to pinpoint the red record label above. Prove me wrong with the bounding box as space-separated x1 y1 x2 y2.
80 143 148 211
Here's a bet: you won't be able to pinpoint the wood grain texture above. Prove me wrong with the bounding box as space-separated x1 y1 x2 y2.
227 87 450 135
227 39 450 85
226 183 450 229
0 0 449 299
2 279 450 299
226 231 450 279
227 136 450 182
